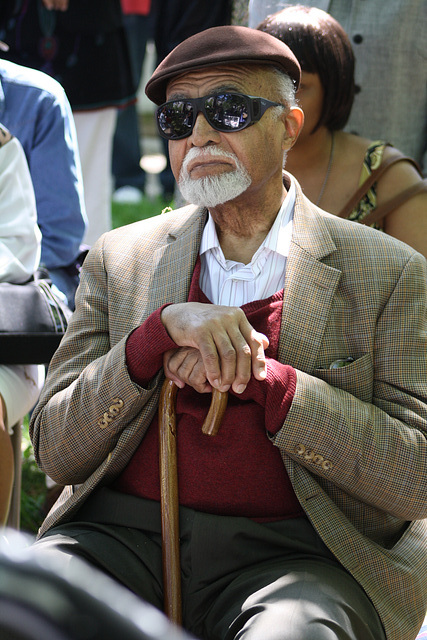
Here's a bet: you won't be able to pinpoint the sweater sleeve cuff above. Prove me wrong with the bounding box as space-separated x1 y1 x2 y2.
231 358 296 435
125 304 178 387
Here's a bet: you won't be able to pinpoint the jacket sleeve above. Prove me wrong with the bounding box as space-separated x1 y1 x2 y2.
29 236 162 485
273 251 427 521
27 83 87 269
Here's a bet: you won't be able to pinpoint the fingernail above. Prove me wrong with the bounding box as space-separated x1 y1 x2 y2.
235 384 246 394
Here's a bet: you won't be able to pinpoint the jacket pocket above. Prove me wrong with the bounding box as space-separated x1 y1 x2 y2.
313 353 373 402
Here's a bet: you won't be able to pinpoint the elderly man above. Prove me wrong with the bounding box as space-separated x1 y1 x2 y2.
29 26 427 640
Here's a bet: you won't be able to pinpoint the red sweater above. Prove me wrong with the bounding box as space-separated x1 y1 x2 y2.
115 262 303 521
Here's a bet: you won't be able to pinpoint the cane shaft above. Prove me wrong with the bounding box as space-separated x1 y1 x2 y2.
159 379 182 625
159 379 227 625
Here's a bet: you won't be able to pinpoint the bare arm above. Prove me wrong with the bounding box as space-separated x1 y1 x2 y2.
377 153 427 258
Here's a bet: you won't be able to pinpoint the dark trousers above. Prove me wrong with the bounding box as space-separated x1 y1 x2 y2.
33 488 385 640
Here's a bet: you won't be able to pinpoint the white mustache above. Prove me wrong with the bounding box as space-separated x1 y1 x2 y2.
181 146 239 176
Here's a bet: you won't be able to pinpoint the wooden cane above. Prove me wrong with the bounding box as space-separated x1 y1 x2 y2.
158 379 228 624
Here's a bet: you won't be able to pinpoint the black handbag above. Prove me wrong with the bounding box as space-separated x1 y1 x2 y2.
0 272 72 364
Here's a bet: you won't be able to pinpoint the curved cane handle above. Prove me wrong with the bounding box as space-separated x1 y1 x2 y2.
160 380 228 436
201 387 228 436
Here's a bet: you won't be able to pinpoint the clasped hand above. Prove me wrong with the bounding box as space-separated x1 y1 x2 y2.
161 302 269 394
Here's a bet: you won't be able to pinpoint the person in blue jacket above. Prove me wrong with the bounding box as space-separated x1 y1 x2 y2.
0 56 87 307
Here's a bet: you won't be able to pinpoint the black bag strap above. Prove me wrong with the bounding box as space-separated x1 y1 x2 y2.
337 145 423 222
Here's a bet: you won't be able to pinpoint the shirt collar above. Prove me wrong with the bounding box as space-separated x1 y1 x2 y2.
200 178 296 260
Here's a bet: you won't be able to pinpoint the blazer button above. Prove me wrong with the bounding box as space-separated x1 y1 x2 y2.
109 405 120 416
304 450 315 461
322 460 333 471
295 444 306 456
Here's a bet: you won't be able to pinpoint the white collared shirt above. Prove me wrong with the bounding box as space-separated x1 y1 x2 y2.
199 180 295 306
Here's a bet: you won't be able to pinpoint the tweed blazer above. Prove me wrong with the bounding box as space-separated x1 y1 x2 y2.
30 176 427 640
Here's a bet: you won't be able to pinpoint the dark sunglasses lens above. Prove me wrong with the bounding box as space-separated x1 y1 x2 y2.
157 100 194 139
205 94 250 131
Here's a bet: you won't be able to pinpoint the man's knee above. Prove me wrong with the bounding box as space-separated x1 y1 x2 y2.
225 600 357 640
218 565 386 640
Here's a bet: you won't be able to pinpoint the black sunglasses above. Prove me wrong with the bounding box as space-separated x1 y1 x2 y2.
155 92 283 140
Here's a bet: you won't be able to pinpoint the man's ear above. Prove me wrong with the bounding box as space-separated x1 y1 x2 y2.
282 107 304 150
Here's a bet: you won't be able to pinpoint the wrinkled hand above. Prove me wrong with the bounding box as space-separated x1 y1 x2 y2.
42 0 69 10
161 303 269 394
164 347 212 394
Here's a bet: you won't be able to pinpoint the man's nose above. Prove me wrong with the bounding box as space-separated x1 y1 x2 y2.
190 112 221 146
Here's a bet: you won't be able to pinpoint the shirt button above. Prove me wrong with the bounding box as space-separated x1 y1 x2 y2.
353 34 363 44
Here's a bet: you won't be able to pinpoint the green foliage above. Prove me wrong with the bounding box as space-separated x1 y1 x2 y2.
111 194 174 229
20 417 47 533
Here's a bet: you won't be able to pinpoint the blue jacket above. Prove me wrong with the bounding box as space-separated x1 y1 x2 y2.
0 59 87 272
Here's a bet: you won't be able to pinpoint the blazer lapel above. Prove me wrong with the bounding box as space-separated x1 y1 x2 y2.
145 204 208 315
278 179 342 372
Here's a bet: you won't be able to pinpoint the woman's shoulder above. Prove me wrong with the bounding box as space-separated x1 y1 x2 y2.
377 145 423 193
339 132 386 169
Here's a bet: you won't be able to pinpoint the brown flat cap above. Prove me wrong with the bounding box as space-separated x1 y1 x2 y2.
145 25 301 105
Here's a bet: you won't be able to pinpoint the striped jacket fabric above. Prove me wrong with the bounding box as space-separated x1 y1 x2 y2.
30 175 427 640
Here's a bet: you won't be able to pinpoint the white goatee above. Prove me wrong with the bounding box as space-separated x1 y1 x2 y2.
178 147 252 207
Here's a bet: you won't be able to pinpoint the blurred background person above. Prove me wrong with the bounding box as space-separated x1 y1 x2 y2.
0 53 86 308
0 0 136 246
112 0 154 205
249 0 427 174
0 125 45 526
257 5 427 258
149 0 233 200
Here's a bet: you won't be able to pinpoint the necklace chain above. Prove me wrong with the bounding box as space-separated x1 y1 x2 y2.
316 132 335 207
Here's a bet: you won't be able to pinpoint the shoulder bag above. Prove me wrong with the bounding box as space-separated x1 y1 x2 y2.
0 270 72 364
